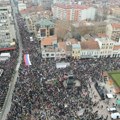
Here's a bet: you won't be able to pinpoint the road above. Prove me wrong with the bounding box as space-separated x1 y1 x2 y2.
0 0 22 119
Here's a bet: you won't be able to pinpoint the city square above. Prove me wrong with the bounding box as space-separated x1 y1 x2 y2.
0 0 120 120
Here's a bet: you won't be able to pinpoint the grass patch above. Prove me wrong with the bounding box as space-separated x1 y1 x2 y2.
108 71 120 87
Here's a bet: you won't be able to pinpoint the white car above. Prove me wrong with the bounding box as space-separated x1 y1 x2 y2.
111 112 120 119
107 108 117 112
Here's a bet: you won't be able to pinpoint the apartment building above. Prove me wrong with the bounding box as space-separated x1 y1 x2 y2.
52 3 96 21
0 5 16 51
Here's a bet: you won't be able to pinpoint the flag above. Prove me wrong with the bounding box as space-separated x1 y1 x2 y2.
24 54 32 66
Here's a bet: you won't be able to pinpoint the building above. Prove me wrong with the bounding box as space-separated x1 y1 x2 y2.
66 39 78 57
35 19 55 40
53 0 71 4
32 0 53 9
106 23 120 41
112 45 120 57
0 5 16 51
41 36 66 59
95 37 114 58
20 5 53 35
52 3 96 21
72 43 80 59
80 40 100 58
110 7 120 17
18 1 27 11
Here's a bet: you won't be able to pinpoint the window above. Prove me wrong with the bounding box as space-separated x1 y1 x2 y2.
46 53 49 56
51 54 54 56
50 28 54 36
41 29 46 37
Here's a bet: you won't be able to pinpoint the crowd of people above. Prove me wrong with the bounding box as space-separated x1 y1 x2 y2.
3 14 120 120
0 40 18 110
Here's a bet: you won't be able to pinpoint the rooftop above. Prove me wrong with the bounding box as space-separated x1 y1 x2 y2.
111 23 120 29
54 3 89 10
41 36 57 46
72 43 80 49
20 5 43 15
35 19 54 27
81 40 99 50
113 45 120 50
58 42 66 51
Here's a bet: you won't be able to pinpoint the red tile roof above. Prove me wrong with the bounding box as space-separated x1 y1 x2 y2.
0 47 16 52
58 42 66 51
97 33 108 38
81 40 99 50
41 36 57 46
113 45 120 50
111 23 120 29
20 6 43 15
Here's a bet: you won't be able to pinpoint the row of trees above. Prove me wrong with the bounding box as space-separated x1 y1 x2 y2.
55 20 106 41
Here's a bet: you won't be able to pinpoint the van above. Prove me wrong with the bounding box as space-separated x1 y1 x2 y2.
107 108 117 112
111 112 120 119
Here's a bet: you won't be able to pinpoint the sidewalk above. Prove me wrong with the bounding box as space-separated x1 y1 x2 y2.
89 82 114 120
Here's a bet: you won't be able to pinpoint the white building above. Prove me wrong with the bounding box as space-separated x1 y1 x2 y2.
80 40 100 58
80 7 96 21
95 38 114 58
41 36 66 59
106 23 120 41
52 4 96 21
0 5 16 49
18 2 27 11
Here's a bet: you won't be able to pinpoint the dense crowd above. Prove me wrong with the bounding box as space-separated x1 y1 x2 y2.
0 39 18 110
5 14 120 120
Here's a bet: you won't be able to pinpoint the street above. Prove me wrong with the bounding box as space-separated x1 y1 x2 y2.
0 0 22 119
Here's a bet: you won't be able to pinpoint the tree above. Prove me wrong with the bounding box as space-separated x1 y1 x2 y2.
55 20 72 40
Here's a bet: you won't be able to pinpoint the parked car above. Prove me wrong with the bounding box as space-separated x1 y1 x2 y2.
111 112 120 119
107 108 117 112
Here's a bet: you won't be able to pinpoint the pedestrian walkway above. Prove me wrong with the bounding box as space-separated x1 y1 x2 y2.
89 80 120 120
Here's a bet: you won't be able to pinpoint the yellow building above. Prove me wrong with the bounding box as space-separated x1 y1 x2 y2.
72 43 81 59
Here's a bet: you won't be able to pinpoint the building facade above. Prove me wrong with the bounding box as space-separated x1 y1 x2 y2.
41 36 66 59
106 23 120 41
35 19 55 40
72 43 80 59
80 40 100 58
0 5 16 49
95 38 114 58
52 4 96 21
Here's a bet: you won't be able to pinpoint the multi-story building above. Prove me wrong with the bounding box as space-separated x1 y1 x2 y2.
110 7 120 17
112 45 120 57
31 0 53 9
18 1 27 11
95 37 114 58
80 40 100 58
72 43 81 59
35 19 55 40
53 0 71 4
0 5 16 51
52 3 96 21
41 36 67 59
106 23 120 41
